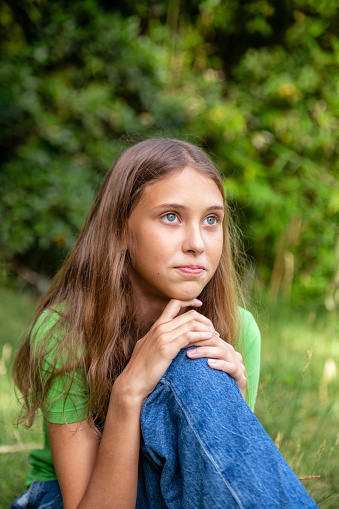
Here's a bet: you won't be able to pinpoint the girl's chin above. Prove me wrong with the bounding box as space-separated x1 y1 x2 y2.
166 285 204 302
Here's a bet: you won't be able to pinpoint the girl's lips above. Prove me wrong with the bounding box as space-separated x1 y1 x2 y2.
175 266 205 275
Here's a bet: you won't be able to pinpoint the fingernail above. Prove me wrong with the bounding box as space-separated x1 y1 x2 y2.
208 358 217 365
187 349 197 356
194 299 203 305
215 331 220 337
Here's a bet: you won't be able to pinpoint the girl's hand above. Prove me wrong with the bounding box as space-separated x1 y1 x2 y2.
114 298 216 405
186 337 247 400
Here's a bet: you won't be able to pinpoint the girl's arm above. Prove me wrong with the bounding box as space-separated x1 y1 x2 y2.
49 298 217 509
49 383 143 509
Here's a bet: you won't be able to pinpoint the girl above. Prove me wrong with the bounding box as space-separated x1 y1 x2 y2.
12 138 316 508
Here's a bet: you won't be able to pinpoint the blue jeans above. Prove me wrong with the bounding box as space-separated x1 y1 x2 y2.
10 480 62 509
12 349 318 508
137 348 318 508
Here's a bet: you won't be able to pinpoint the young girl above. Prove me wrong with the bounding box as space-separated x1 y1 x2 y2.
12 138 317 508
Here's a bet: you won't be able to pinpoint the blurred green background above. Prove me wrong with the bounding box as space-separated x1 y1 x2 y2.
0 0 338 507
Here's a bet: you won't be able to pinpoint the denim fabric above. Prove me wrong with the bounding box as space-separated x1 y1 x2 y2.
10 480 62 509
137 348 318 509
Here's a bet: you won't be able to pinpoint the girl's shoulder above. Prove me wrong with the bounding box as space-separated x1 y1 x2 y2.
31 303 66 346
238 307 260 332
237 308 261 411
237 307 261 351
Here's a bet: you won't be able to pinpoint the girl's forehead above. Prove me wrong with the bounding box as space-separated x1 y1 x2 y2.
142 167 223 201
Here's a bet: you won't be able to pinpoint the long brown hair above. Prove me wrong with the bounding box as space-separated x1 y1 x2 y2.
13 138 242 428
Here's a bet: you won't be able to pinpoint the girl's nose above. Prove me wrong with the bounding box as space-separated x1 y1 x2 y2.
182 225 205 255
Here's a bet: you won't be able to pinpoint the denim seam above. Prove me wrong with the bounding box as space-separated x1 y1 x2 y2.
166 379 244 509
27 481 39 509
39 498 61 509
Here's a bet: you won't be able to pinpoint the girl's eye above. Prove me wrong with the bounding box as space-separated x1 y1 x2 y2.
162 213 179 223
204 215 218 226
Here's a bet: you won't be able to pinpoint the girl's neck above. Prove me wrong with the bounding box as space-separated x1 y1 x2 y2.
128 267 170 330
136 297 168 333
131 288 169 333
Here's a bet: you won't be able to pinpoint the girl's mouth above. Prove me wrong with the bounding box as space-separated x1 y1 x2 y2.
175 266 205 275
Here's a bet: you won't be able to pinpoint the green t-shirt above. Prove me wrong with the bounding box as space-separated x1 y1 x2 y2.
26 309 88 487
26 306 261 487
237 307 261 412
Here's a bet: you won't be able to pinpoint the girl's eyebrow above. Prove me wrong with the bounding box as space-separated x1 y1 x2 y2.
151 203 224 213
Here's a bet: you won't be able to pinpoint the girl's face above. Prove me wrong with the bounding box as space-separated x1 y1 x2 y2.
127 166 224 307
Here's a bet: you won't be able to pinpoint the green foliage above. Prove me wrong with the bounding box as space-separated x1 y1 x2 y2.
0 0 338 305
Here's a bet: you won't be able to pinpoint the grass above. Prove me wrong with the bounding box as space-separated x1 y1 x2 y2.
254 301 339 507
0 287 42 507
0 286 338 508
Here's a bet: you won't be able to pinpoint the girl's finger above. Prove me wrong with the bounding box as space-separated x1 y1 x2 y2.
207 359 247 385
156 299 216 332
156 324 215 355
156 305 215 337
156 316 221 352
164 331 214 357
158 298 202 323
186 344 235 360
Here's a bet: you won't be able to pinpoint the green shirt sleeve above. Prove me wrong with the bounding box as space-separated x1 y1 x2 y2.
31 309 89 424
236 308 261 412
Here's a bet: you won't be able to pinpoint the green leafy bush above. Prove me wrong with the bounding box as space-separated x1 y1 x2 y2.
0 0 338 306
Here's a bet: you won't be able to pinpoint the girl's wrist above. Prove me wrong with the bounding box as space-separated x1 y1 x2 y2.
111 374 146 413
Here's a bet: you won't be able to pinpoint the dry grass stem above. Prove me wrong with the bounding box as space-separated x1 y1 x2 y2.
317 439 326 460
274 431 283 450
299 475 321 481
302 339 315 374
0 442 43 453
328 433 339 458
295 452 304 471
